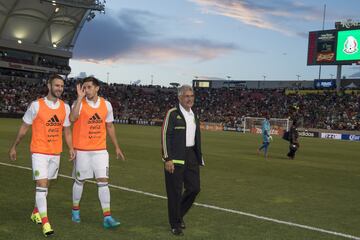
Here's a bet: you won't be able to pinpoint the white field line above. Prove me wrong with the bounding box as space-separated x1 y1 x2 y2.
1 162 359 240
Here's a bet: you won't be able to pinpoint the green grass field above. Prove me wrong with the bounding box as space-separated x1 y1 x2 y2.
0 118 360 240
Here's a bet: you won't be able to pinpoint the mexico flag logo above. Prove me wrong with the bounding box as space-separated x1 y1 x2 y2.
343 36 358 54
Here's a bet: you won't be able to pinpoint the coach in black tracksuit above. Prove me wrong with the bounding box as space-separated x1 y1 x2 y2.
161 85 204 236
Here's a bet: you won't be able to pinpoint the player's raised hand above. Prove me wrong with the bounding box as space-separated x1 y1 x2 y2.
115 147 125 161
76 83 85 99
9 147 17 161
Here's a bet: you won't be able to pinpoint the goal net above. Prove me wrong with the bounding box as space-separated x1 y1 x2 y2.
243 117 290 136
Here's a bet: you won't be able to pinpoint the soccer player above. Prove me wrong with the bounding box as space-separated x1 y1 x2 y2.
9 74 75 237
257 114 271 159
287 120 300 159
70 77 125 229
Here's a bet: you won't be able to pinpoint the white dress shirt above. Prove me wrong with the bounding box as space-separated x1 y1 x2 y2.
179 104 196 147
23 97 71 127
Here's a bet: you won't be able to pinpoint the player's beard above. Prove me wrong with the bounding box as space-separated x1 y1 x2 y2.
86 92 97 101
86 94 94 100
50 87 62 99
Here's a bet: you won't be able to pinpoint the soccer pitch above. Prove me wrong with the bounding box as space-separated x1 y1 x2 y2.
0 118 359 240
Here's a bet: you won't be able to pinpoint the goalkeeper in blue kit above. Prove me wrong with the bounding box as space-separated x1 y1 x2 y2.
257 115 272 159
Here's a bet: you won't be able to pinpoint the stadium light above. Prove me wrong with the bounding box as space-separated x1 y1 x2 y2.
42 0 106 11
296 74 301 81
52 43 57 48
87 11 96 21
330 74 334 79
17 39 22 44
226 76 231 81
55 7 60 12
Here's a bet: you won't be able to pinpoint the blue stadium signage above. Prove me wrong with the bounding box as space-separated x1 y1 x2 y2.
341 134 360 141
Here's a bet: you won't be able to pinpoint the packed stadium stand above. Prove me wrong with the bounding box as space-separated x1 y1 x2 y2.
1 78 359 131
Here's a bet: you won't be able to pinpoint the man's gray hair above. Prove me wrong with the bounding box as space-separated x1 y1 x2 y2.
177 85 193 97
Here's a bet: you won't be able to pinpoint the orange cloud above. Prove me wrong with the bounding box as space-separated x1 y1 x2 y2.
189 0 319 36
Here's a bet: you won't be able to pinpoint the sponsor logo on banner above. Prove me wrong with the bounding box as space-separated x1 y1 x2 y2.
224 127 237 131
298 131 318 138
200 122 223 131
251 127 284 136
343 134 360 141
349 135 360 141
321 133 342 139
316 52 335 62
114 118 160 126
223 126 242 132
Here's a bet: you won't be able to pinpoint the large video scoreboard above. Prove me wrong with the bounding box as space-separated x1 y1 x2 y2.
307 22 360 65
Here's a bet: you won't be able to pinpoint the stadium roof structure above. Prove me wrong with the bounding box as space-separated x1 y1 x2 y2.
0 0 105 58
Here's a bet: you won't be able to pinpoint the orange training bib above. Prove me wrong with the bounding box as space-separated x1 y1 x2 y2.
30 98 66 155
73 97 108 151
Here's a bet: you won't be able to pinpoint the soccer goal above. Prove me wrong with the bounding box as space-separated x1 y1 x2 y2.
243 117 290 136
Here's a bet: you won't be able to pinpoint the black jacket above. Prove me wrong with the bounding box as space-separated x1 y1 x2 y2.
161 104 204 166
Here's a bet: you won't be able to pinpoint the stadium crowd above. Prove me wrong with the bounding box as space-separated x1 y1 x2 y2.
1 78 359 131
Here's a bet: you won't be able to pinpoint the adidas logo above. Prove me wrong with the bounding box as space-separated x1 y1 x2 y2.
46 115 62 126
88 113 103 124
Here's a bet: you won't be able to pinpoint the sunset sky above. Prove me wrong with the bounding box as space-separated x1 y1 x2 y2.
69 0 360 86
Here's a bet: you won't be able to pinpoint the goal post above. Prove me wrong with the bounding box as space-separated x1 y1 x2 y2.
243 117 290 136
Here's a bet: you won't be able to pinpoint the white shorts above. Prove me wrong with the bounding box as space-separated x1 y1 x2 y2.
73 150 109 180
32 153 60 180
